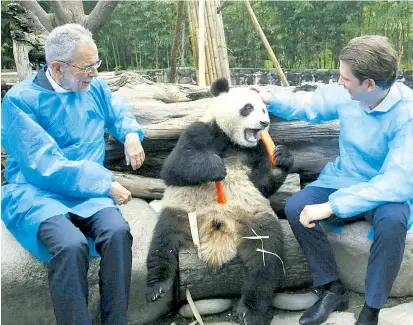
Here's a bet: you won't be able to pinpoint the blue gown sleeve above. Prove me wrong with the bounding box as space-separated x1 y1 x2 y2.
328 119 413 218
1 95 114 198
267 83 349 123
101 80 144 143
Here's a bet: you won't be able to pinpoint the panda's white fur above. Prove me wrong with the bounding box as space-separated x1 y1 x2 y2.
201 87 270 147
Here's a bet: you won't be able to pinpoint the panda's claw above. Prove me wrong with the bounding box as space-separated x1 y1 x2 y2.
147 277 174 302
238 301 266 325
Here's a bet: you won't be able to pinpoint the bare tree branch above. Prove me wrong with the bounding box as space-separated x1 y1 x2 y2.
85 0 119 35
63 0 85 24
8 2 49 35
51 0 71 25
16 0 53 32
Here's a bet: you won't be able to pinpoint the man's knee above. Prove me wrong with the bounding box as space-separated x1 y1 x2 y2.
374 202 409 236
284 193 305 225
58 234 89 256
98 208 131 241
38 215 89 256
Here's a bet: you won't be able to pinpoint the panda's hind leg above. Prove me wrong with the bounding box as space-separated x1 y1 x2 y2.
146 207 191 301
237 214 283 325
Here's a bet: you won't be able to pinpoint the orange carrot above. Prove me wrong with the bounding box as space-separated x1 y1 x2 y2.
260 130 277 166
215 181 226 204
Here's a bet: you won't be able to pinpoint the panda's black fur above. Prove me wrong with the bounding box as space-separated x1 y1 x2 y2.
147 79 294 325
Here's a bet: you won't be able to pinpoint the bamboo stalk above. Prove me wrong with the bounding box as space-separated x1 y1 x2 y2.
204 1 216 82
215 0 227 80
198 0 206 86
243 0 289 86
210 0 222 79
205 0 218 81
191 1 201 84
216 0 231 82
187 1 199 82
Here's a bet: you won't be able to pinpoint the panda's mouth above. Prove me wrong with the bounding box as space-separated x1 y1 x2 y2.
244 128 261 144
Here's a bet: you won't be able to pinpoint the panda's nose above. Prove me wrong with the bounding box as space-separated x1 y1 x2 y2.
260 121 269 128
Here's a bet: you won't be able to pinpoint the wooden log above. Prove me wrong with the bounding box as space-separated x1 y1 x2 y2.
102 80 339 182
105 115 339 183
113 172 166 200
269 173 300 218
113 171 300 213
177 219 312 301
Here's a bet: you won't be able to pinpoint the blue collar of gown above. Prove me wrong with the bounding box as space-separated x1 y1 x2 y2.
33 66 54 91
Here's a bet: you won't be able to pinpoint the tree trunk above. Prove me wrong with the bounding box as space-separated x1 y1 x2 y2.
177 220 312 301
180 16 186 67
170 0 184 83
155 42 159 69
85 0 119 35
12 40 34 81
9 0 119 80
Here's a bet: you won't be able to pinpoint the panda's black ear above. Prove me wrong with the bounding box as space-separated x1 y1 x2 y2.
210 78 229 97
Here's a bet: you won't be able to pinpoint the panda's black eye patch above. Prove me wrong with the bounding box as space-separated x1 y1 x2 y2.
240 103 254 117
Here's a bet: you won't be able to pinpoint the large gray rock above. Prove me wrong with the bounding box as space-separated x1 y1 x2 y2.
1 198 173 325
379 302 413 325
327 221 413 297
118 198 174 325
1 222 101 325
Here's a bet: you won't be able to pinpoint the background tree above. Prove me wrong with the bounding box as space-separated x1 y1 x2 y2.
2 0 412 74
7 0 119 80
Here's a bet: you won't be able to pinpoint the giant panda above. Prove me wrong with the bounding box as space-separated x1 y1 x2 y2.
147 78 294 325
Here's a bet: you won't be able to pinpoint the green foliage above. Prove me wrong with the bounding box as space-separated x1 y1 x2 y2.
1 0 412 71
264 60 273 70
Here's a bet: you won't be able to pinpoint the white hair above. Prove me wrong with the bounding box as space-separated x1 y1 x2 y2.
45 24 95 68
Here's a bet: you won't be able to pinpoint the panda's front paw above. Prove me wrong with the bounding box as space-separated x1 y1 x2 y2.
146 277 174 302
274 145 294 172
208 154 227 181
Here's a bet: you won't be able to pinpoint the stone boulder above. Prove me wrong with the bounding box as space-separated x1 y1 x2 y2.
1 220 101 325
1 198 173 325
327 221 413 297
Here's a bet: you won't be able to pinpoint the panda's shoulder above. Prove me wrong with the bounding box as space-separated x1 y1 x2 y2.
183 121 212 136
180 121 224 144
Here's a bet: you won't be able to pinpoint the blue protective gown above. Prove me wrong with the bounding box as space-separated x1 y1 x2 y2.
267 82 413 238
1 68 144 262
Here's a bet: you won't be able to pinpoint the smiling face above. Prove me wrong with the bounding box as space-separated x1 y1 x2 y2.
213 88 270 148
51 42 99 92
338 60 370 101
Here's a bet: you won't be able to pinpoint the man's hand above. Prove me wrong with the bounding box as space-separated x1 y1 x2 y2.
250 86 272 105
300 202 334 228
124 133 145 170
109 181 132 205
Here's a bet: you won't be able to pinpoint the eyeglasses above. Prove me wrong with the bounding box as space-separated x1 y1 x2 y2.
58 60 102 73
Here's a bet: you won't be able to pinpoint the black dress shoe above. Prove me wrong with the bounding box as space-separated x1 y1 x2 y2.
299 290 349 325
355 303 379 325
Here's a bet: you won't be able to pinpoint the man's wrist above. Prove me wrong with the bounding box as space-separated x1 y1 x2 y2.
126 132 140 141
